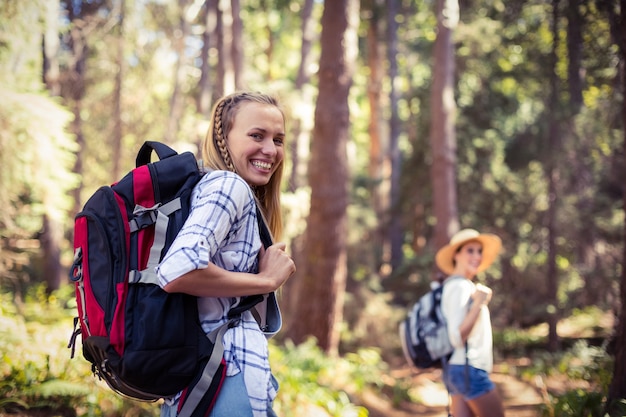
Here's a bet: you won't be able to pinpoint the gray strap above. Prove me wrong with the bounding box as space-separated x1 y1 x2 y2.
145 200 177 274
177 321 232 417
128 269 160 285
128 198 182 286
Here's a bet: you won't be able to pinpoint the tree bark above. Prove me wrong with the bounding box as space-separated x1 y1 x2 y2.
364 0 386 272
387 0 403 272
429 0 459 262
219 0 234 94
287 0 315 192
42 0 63 292
214 1 225 98
231 0 244 90
606 0 626 411
197 1 216 117
43 0 61 96
546 0 561 352
112 0 124 180
566 0 584 111
165 0 191 144
288 0 358 354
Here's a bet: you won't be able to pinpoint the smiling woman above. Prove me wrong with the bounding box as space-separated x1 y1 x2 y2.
435 229 505 417
157 91 296 417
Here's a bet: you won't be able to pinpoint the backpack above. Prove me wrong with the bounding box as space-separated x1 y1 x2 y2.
399 280 456 369
67 141 271 417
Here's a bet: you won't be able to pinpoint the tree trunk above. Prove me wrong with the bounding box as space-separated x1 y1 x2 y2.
219 0 234 94
43 0 61 96
197 0 216 118
214 1 225 98
282 0 315 323
112 0 124 180
287 0 315 192
165 0 191 144
231 0 244 90
546 0 561 352
288 0 358 354
566 0 584 112
62 12 88 217
429 0 459 261
386 0 403 272
42 0 63 293
606 0 626 411
40 214 62 292
364 0 385 272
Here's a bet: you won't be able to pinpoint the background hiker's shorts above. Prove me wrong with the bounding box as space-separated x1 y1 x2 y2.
443 364 495 400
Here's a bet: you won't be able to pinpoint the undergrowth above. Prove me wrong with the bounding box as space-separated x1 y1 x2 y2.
0 284 378 417
1 284 622 417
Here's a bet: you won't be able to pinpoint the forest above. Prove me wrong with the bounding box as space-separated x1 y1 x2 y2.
1 0 625 416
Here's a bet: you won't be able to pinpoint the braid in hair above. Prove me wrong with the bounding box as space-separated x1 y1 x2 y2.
213 98 237 172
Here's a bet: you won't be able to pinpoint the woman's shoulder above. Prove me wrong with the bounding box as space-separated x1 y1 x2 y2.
197 170 252 195
443 275 473 291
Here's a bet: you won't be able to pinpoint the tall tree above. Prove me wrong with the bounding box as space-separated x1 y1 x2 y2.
59 0 99 215
111 0 125 180
288 0 315 192
231 0 244 90
288 0 358 354
218 0 235 94
165 0 192 144
546 0 562 352
42 0 64 292
429 0 460 260
606 0 626 411
197 0 216 117
387 0 403 271
363 0 386 264
43 0 61 96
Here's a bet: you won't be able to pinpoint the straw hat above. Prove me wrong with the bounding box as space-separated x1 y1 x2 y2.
435 229 502 275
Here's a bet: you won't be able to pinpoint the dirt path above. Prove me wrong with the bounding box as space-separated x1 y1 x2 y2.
358 365 545 417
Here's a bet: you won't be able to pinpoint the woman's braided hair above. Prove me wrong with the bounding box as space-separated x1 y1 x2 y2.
212 98 237 172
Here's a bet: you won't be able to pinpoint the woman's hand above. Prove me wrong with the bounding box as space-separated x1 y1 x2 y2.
258 242 296 290
472 283 493 306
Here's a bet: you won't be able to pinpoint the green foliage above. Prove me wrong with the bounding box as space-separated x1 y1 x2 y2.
541 389 607 417
270 338 375 416
0 286 375 416
0 287 158 416
513 339 615 417
0 2 79 294
0 0 48 90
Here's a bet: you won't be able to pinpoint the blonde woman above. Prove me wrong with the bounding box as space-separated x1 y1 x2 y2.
435 229 505 417
157 92 296 417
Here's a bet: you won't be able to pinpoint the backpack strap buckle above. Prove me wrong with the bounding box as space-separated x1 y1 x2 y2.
130 204 161 232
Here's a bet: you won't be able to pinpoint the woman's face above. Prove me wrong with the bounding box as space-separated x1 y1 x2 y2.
227 102 285 187
454 241 483 277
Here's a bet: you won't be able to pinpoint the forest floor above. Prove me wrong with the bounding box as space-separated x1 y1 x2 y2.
357 361 549 417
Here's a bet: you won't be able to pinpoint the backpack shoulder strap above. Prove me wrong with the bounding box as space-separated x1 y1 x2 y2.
226 205 274 318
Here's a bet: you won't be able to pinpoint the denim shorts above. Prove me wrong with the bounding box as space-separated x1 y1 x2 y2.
161 372 279 417
443 365 495 400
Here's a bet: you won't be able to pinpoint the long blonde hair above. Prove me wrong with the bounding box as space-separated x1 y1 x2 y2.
202 91 285 240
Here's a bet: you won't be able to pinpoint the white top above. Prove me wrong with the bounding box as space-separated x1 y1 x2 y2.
441 276 493 372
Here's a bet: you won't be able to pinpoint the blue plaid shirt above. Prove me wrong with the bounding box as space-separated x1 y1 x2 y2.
157 170 275 416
